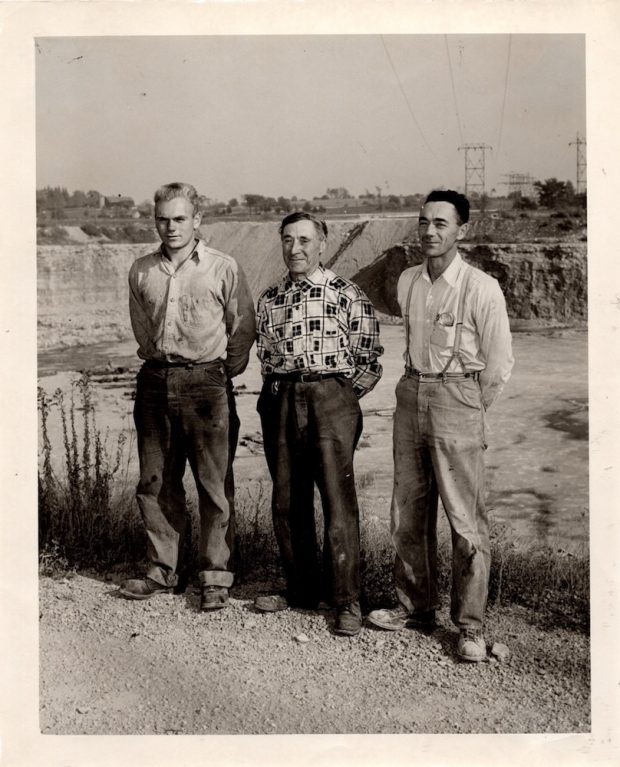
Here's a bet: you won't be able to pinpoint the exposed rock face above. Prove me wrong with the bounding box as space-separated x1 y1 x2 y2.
37 243 147 349
356 241 587 324
37 220 587 350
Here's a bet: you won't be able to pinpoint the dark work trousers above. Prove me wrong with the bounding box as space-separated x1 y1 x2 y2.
258 376 363 607
133 361 239 589
391 375 489 629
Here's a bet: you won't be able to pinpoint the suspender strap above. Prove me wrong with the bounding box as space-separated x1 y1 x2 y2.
404 261 474 377
440 264 473 376
404 267 424 370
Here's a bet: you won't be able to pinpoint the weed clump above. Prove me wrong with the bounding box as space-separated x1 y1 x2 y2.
38 376 143 570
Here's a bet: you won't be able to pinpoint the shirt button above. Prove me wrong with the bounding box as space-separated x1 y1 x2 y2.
170 297 175 303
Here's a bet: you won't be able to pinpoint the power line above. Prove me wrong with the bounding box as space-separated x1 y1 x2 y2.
496 34 512 155
444 36 465 145
380 36 437 159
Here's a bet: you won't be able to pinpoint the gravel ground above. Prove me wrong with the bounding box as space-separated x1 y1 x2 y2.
39 572 590 735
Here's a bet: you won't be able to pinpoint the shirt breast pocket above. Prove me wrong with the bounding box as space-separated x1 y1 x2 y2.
430 323 455 349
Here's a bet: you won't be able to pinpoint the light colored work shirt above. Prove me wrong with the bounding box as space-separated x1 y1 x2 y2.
397 252 514 409
256 264 383 398
129 239 256 377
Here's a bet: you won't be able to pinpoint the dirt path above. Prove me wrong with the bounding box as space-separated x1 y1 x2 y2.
39 572 589 735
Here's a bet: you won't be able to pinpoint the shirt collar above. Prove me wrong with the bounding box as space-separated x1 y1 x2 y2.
282 263 326 291
158 238 202 263
422 251 463 286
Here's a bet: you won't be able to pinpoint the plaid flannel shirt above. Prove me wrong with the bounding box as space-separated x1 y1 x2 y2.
256 264 383 398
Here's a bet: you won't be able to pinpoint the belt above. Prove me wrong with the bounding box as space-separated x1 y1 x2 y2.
268 371 345 383
405 367 480 382
144 359 222 370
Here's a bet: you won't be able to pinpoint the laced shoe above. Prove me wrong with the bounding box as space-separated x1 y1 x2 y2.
334 601 362 636
200 585 229 611
119 577 173 600
457 628 487 662
367 605 436 633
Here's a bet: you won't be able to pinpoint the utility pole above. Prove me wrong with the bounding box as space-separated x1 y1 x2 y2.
458 143 492 197
569 133 587 194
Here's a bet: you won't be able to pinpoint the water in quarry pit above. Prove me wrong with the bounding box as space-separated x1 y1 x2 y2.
37 326 589 554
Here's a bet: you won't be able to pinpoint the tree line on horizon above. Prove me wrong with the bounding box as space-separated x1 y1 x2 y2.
36 179 586 220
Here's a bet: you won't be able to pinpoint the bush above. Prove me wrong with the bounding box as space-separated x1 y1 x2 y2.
100 226 117 240
81 223 103 237
475 233 495 244
121 224 158 244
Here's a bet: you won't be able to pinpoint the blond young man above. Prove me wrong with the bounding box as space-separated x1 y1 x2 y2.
120 182 255 610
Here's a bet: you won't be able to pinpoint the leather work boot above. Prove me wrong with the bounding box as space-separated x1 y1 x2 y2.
334 601 362 636
200 585 229 611
457 628 487 662
367 605 436 633
119 577 173 600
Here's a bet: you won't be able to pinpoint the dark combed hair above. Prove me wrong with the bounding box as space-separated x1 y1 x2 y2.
424 189 470 224
278 211 328 238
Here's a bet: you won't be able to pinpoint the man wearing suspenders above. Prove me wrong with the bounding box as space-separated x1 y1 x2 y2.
368 190 514 662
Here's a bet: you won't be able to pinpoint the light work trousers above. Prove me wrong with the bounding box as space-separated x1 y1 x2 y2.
133 362 239 589
391 374 490 630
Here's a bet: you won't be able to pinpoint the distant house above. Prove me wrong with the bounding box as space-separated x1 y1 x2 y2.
104 195 135 209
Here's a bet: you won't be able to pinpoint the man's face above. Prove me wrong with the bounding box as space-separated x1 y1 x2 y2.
418 201 468 260
155 197 201 253
281 219 325 281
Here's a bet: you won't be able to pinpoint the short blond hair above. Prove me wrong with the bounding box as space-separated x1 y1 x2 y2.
154 182 200 214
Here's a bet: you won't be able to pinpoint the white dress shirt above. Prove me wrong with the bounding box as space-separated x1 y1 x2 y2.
397 252 514 409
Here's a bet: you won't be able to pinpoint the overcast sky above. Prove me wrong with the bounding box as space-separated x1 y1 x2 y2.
36 34 585 204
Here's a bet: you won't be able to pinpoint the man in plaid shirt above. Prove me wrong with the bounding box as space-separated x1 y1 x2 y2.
254 212 383 636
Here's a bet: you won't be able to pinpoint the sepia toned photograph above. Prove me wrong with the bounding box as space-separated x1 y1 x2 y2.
34 32 590 737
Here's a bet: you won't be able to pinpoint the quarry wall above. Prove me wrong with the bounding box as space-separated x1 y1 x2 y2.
37 219 586 350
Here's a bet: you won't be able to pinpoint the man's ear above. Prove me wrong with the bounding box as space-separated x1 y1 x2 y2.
457 222 470 241
193 211 203 229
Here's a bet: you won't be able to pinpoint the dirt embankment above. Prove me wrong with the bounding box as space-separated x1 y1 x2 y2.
37 219 586 350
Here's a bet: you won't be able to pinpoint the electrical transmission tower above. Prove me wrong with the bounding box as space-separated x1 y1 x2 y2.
501 172 536 199
458 143 492 197
569 133 587 194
